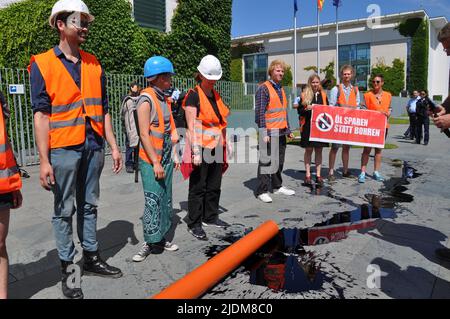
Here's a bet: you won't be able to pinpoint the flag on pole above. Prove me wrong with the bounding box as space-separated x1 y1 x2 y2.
332 0 342 7
294 0 298 14
318 0 325 11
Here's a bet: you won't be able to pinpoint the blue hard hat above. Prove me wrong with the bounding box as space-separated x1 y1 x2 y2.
144 56 175 78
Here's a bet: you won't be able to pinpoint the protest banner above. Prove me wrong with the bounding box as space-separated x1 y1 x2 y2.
310 105 387 148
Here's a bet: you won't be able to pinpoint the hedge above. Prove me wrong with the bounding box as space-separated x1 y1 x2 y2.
397 18 429 93
0 0 232 78
370 58 405 95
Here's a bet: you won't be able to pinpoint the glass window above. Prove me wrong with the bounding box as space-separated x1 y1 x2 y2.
338 43 371 90
243 53 268 84
134 0 166 31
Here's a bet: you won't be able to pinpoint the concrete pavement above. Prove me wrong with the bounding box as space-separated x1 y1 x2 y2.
7 124 450 299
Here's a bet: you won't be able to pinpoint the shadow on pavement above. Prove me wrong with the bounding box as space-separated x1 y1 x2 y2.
359 220 449 270
9 220 138 299
371 257 450 298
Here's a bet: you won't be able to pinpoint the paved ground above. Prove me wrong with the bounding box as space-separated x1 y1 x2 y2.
7 124 450 299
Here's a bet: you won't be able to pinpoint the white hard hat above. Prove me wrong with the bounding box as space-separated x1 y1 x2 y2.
197 55 222 81
49 0 94 28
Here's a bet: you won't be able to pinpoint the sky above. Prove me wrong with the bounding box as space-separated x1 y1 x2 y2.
232 0 450 37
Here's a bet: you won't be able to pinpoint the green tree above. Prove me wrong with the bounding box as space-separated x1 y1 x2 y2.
304 61 336 89
0 0 150 74
230 58 243 82
397 18 428 93
0 0 233 78
370 58 405 95
166 0 232 80
281 66 293 87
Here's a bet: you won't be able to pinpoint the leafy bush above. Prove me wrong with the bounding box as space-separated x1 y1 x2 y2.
230 58 243 82
397 18 428 93
370 58 405 95
281 65 293 87
0 0 232 78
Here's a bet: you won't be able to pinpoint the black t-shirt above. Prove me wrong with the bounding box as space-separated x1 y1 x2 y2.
184 87 224 125
297 91 327 118
0 91 9 119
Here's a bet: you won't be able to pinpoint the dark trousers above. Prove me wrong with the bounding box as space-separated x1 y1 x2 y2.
416 116 429 144
125 135 135 168
406 114 417 139
187 150 223 228
256 135 286 195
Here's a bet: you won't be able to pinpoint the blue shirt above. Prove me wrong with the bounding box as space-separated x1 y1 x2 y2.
329 84 361 107
407 97 420 114
255 80 291 137
30 46 109 151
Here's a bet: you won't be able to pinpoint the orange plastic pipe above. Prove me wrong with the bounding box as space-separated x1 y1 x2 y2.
152 220 279 299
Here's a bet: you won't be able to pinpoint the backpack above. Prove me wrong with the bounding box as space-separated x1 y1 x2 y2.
171 90 187 128
121 95 140 147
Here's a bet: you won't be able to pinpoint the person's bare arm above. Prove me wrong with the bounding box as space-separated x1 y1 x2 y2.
34 112 54 190
104 113 123 174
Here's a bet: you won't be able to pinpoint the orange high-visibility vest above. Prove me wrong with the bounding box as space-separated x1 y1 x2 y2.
263 81 288 130
299 91 328 132
337 84 359 107
185 86 229 149
29 49 104 149
139 87 177 164
364 91 392 128
0 101 22 194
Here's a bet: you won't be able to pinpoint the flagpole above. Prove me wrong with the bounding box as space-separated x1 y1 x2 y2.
294 9 297 89
317 5 320 73
335 3 339 84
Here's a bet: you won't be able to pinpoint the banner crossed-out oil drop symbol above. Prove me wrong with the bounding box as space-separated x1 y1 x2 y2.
316 113 334 132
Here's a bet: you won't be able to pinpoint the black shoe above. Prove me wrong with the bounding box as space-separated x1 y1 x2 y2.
424 142 428 145
435 248 450 262
126 166 134 173
82 251 123 278
188 226 207 240
342 171 352 178
202 219 230 228
315 176 324 187
61 260 84 299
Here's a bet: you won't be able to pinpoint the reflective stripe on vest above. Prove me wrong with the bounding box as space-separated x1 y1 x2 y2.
364 91 392 128
0 101 22 194
139 88 177 164
337 84 358 107
263 81 288 130
194 85 230 149
29 48 104 149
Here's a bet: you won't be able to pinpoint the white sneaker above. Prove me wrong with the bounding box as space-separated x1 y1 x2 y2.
161 241 179 251
274 186 295 196
132 243 152 262
258 193 273 203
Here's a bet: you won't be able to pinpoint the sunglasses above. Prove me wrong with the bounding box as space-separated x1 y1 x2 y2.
372 80 381 84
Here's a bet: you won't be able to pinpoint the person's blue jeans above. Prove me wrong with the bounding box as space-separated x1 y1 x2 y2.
50 141 105 262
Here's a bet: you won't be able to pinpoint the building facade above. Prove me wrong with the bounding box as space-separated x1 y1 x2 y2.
232 10 449 98
129 0 177 32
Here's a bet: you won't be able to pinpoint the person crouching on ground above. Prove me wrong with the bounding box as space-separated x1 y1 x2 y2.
132 56 180 262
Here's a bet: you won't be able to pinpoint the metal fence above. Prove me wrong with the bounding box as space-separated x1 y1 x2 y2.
0 67 300 167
